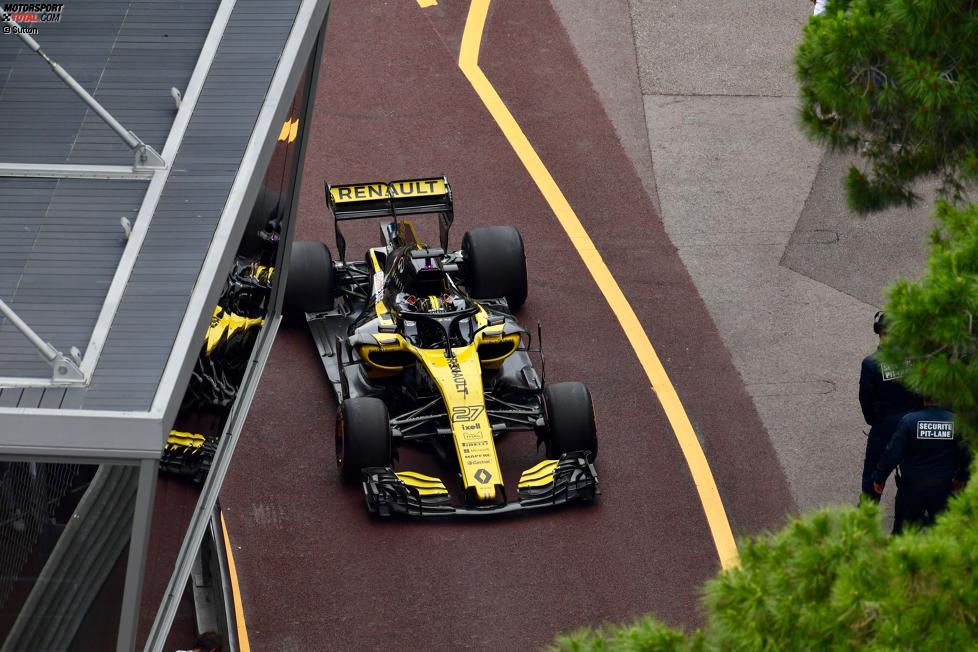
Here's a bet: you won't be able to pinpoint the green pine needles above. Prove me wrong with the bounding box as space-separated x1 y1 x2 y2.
878 201 978 444
796 0 978 212
550 478 978 650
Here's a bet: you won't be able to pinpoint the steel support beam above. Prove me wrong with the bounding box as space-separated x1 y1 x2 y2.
0 162 155 180
117 458 159 652
0 299 85 384
0 409 164 459
0 8 165 171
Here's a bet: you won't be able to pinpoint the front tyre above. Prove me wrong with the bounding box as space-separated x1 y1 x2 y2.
336 397 392 484
462 226 528 310
542 382 598 461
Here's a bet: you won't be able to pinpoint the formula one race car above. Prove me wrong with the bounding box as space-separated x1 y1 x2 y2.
284 176 598 516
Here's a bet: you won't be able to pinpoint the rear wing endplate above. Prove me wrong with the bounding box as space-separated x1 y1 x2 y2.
325 177 454 261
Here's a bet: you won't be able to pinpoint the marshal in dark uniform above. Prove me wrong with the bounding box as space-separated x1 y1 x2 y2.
858 312 921 500
872 405 971 533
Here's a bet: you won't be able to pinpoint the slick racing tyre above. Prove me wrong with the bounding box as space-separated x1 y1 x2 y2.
542 382 598 462
462 226 528 310
336 397 392 484
284 240 335 323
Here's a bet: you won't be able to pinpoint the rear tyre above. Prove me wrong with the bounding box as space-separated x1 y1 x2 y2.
336 397 392 484
284 240 335 323
542 382 598 461
462 226 528 310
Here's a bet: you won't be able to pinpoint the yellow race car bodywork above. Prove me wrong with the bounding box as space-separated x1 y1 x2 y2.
291 177 599 516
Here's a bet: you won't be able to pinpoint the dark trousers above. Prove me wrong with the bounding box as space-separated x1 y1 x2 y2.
893 479 952 534
861 427 893 501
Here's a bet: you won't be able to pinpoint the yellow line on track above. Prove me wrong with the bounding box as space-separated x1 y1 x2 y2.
457 0 739 569
221 512 252 651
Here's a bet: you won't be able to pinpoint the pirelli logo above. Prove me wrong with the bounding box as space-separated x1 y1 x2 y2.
917 421 953 440
330 178 447 204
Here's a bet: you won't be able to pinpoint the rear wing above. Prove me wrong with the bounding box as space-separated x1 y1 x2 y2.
325 176 453 260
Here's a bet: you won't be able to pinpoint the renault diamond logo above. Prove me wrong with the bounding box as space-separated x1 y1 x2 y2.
474 468 492 484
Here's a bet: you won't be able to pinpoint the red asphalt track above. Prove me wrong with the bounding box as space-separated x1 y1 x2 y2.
221 2 794 650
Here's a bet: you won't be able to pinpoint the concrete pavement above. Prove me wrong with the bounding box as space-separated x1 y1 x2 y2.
552 0 933 510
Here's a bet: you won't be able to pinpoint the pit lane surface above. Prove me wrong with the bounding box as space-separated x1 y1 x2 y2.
221 2 794 649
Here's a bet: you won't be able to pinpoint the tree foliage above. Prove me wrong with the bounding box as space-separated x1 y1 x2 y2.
878 201 978 442
796 0 978 213
548 466 978 651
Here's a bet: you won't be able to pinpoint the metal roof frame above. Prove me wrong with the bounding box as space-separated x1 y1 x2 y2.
0 7 165 172
0 0 249 457
0 4 329 652
0 0 234 393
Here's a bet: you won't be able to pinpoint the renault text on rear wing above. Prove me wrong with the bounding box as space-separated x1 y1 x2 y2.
326 177 451 220
323 176 454 261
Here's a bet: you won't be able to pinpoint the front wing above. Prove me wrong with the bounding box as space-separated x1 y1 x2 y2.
361 452 598 517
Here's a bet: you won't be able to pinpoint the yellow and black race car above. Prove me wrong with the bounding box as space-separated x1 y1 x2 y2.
284 176 598 516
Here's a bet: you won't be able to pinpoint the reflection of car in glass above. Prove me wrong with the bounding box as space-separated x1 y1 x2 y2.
284 176 599 516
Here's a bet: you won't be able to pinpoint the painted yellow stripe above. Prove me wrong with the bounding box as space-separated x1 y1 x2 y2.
523 459 559 474
519 477 555 489
396 472 450 496
397 471 444 483
417 0 437 6
409 486 451 496
519 464 558 488
519 461 558 483
399 478 445 487
519 468 555 484
457 0 738 569
220 512 252 651
397 474 447 488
